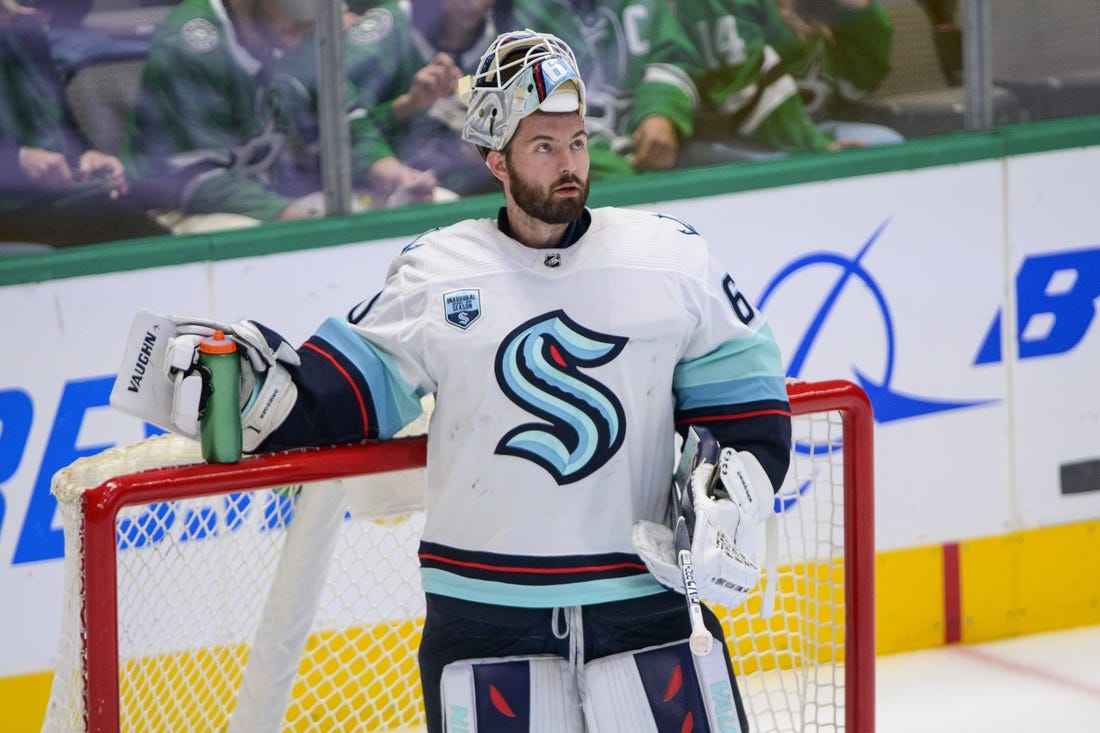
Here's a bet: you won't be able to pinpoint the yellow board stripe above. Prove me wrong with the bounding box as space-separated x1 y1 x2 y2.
875 519 1100 654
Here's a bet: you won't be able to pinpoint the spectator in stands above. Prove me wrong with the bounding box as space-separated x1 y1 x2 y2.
512 0 703 176
678 0 903 164
915 0 961 86
123 0 437 232
0 0 169 247
289 0 511 196
45 0 151 78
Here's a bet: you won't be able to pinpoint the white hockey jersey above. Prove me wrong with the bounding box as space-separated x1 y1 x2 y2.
273 206 790 608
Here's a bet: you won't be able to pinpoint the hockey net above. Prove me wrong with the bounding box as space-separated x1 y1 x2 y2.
42 379 873 733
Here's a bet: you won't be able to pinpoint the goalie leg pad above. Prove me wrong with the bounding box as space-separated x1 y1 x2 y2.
582 638 744 733
440 655 584 733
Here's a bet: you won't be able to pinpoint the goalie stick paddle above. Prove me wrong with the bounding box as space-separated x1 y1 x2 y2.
672 426 721 656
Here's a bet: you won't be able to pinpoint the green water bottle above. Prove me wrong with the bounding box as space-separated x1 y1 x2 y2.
199 330 242 463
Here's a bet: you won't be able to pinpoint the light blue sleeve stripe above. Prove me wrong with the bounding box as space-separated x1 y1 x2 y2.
676 375 789 411
674 325 784 388
315 317 423 438
673 325 788 409
420 569 669 608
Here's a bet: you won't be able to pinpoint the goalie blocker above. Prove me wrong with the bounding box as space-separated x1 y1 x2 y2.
109 308 300 452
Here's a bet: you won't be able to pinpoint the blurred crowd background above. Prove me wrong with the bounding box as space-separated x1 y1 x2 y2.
1 0 1097 250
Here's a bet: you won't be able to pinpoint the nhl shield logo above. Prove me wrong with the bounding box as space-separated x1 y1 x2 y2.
443 289 481 330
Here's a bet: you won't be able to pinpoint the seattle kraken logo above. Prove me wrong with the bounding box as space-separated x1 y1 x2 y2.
494 311 627 484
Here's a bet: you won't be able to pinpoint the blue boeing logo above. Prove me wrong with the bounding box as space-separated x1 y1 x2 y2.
759 218 996 424
756 219 1100 511
758 218 993 513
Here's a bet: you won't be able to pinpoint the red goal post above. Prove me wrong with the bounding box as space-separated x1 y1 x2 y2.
42 379 873 733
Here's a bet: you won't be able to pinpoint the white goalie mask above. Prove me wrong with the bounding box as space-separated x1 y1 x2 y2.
459 29 586 151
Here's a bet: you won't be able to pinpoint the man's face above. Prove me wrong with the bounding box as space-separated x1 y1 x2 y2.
500 111 591 225
247 0 314 54
441 0 495 24
414 0 494 46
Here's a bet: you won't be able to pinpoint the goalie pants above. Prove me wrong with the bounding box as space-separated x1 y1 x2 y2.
418 589 749 732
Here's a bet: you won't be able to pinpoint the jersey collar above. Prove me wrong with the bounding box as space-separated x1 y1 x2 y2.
496 207 592 249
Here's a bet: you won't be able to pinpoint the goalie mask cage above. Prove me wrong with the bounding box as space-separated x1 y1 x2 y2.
42 379 873 733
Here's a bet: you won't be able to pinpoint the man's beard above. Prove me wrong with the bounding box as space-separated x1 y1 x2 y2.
508 167 590 225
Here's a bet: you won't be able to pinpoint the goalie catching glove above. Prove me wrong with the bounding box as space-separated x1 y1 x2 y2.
632 427 773 608
110 308 299 451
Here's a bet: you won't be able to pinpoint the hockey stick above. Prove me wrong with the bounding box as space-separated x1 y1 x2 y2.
674 512 713 656
672 426 719 657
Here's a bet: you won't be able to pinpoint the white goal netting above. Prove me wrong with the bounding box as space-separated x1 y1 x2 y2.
42 381 873 733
